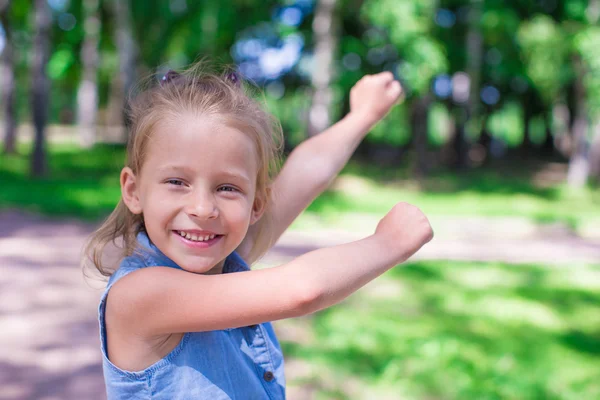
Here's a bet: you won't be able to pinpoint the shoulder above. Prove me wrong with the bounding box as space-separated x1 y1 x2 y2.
106 265 176 324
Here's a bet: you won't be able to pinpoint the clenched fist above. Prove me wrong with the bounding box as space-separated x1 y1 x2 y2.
349 72 403 127
374 202 433 263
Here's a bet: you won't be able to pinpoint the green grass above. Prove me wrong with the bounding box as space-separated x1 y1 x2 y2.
0 142 124 219
279 260 600 399
1 143 598 229
306 162 600 230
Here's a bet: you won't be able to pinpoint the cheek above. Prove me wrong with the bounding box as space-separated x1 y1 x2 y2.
220 199 254 225
143 190 180 218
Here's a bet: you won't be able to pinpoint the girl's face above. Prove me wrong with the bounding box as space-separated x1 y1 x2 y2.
121 113 263 274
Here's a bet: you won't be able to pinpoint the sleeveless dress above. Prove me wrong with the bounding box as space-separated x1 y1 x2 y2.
98 232 286 399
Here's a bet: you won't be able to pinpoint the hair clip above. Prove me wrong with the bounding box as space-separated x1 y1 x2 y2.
224 71 242 87
160 69 181 86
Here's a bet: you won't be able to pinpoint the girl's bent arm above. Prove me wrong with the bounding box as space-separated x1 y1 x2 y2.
239 73 402 260
108 203 432 337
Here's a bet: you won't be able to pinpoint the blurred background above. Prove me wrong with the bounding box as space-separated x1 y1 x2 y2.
1 0 599 399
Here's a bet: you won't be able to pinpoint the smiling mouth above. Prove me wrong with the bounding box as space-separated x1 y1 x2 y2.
174 230 222 242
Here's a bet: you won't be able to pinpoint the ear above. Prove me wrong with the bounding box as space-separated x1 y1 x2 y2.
121 167 143 214
249 189 268 225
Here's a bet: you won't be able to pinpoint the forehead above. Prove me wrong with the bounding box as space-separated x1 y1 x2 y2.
143 113 258 175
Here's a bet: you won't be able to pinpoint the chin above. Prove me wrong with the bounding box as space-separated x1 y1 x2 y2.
177 256 225 275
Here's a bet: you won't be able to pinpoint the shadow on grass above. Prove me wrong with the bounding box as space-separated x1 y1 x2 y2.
281 261 600 399
346 157 563 199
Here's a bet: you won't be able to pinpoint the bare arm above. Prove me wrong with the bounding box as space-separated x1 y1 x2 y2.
239 73 403 259
108 203 432 336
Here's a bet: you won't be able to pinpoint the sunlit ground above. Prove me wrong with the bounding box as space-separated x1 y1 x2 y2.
279 260 600 400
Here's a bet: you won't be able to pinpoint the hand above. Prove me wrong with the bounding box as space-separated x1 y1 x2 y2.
349 72 403 126
374 202 433 263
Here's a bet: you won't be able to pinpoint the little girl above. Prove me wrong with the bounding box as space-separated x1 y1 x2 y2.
85 64 433 399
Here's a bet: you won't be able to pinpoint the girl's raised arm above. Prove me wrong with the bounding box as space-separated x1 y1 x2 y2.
107 202 432 336
239 73 403 261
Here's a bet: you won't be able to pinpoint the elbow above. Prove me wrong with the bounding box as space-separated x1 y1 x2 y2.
290 279 324 317
294 149 338 192
311 158 338 192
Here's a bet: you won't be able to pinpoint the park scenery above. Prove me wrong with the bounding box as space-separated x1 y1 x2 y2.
1 0 600 399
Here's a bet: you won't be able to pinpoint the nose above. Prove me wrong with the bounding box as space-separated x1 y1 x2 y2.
186 189 219 220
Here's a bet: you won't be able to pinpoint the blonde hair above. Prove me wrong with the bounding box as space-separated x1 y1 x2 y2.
83 64 283 277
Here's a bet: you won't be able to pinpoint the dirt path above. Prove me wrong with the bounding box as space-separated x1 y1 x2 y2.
1 211 598 400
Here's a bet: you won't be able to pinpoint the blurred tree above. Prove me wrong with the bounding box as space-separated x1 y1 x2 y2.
567 54 589 187
111 0 136 130
77 0 100 147
307 0 339 137
30 0 51 177
0 0 16 154
568 2 600 185
3 0 600 187
453 0 483 170
362 0 446 175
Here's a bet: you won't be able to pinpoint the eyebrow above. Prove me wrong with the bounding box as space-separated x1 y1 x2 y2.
219 171 252 184
156 165 195 175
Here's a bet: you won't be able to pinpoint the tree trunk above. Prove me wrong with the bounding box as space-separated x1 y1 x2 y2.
520 92 534 156
567 56 589 188
589 121 600 181
307 0 338 137
466 0 482 120
30 0 51 177
449 0 482 169
475 111 492 165
77 0 100 148
551 101 571 157
0 1 17 154
583 0 600 181
411 96 431 177
452 110 469 169
541 111 556 157
112 0 137 131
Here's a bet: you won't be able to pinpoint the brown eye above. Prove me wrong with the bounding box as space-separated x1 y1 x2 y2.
166 179 184 186
218 185 238 192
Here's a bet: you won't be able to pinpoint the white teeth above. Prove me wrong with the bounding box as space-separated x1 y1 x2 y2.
178 231 216 242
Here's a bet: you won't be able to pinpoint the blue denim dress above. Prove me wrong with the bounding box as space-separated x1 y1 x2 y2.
98 232 286 399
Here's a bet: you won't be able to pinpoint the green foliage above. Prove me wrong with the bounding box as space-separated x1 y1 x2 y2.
362 0 447 95
487 101 524 147
428 102 452 147
529 115 547 145
48 47 76 80
481 7 521 43
367 103 410 146
399 37 448 95
518 15 570 104
574 26 600 117
264 87 311 148
564 0 589 21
